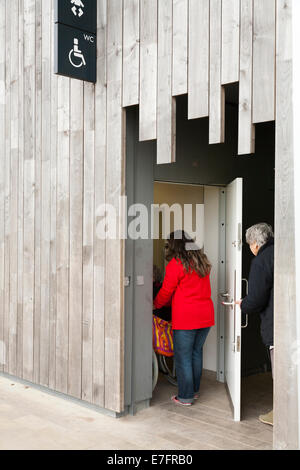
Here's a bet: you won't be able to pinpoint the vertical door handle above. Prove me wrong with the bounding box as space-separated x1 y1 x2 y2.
241 278 249 328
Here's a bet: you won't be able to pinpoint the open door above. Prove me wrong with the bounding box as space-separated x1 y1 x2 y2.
221 178 243 421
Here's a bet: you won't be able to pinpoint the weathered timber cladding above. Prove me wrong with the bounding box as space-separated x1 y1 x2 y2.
0 0 279 414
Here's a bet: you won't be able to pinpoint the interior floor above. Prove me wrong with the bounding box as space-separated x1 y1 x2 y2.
150 370 273 450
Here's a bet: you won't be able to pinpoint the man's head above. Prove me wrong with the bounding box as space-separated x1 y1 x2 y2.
245 223 274 256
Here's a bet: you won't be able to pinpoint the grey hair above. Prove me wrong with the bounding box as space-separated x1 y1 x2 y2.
245 223 274 248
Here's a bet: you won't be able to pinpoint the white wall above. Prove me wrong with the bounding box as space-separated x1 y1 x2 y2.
153 182 220 373
203 187 220 372
153 182 205 275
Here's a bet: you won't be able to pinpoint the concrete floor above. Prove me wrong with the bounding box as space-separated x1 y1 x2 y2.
0 371 273 450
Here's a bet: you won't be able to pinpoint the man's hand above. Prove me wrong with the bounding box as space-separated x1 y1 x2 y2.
235 300 242 307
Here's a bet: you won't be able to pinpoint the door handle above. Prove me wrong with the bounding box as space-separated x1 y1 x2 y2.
241 315 249 329
241 278 249 329
242 278 249 295
222 300 235 309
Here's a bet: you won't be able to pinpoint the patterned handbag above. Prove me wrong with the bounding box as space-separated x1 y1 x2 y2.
152 315 174 357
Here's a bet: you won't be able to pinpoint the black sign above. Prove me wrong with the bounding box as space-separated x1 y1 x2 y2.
54 23 97 83
55 0 97 34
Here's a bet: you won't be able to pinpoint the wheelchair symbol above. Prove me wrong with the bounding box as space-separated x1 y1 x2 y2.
69 38 86 68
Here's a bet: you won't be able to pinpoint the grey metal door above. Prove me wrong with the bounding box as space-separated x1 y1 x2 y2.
124 110 155 413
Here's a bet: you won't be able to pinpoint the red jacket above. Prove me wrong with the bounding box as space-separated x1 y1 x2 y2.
154 258 215 330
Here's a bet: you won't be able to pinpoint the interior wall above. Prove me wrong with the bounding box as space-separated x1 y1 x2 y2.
153 182 218 372
153 182 204 275
203 187 221 373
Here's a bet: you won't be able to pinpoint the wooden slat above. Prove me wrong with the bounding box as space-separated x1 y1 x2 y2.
106 0 124 413
93 0 107 408
23 0 36 382
238 0 255 155
17 0 24 379
139 0 157 141
157 0 176 164
123 0 139 107
253 0 276 123
33 0 42 385
274 0 299 450
82 81 95 403
222 0 240 85
172 0 188 96
9 0 19 377
40 0 51 387
3 0 11 376
0 0 6 372
188 0 209 119
68 79 83 399
209 0 225 144
55 76 70 394
49 0 58 390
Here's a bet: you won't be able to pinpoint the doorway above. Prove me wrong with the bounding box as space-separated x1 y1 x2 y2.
124 92 275 421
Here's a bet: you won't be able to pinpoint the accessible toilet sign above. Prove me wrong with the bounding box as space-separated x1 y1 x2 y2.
54 0 97 83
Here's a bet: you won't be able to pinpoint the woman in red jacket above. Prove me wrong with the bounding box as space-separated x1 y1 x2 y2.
154 231 215 406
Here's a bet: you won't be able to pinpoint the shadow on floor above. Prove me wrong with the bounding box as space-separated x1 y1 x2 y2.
241 372 273 422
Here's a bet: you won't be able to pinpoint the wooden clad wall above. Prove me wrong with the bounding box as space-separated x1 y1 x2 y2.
274 0 299 450
0 0 122 412
0 0 278 413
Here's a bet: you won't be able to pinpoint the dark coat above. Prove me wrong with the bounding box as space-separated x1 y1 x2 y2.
241 238 274 347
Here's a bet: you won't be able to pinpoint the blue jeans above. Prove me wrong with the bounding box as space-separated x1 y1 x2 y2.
173 328 211 403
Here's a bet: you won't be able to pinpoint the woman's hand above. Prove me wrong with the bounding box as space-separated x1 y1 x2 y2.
235 299 242 307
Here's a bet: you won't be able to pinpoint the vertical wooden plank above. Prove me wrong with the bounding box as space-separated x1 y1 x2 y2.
56 75 70 394
0 0 6 372
93 0 107 408
8 0 19 377
157 0 176 164
238 0 255 155
3 0 11 375
222 0 240 85
49 0 58 390
274 0 299 450
291 0 300 450
23 0 35 382
40 0 51 387
33 0 42 385
253 0 276 123
105 0 124 413
139 0 157 141
209 0 225 144
173 0 188 96
188 0 209 119
68 79 83 399
123 0 139 107
82 82 95 403
17 0 24 378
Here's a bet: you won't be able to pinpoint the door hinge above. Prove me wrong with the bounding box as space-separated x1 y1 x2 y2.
236 336 241 353
124 276 131 287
